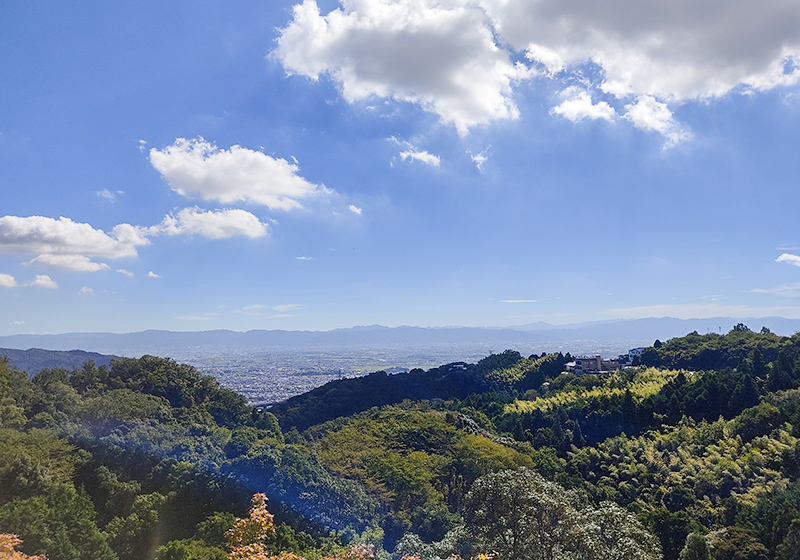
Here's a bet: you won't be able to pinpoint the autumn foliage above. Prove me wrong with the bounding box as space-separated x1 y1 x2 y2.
225 494 374 560
0 534 46 560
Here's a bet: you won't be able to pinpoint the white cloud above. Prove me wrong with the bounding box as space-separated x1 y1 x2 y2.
625 95 691 147
275 0 526 135
0 273 18 288
117 269 134 277
273 303 303 312
78 286 93 296
501 299 537 303
606 302 800 320
149 138 328 211
777 253 800 267
752 283 800 297
177 314 214 321
348 204 363 215
29 275 58 289
276 0 800 140
399 149 441 167
11 320 24 326
623 96 692 147
147 271 161 278
485 0 800 100
0 215 149 272
151 207 269 239
26 254 111 272
551 88 616 122
240 304 266 312
96 189 123 202
296 256 313 260
469 147 490 171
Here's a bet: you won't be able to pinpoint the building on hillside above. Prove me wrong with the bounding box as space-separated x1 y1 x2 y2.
570 355 620 374
620 347 648 365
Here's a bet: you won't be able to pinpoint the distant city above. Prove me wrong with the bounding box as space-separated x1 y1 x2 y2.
4 316 799 406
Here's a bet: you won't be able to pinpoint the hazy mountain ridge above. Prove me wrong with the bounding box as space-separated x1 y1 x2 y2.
2 317 799 357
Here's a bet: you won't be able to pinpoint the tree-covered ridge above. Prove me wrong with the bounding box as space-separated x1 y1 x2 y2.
0 356 376 560
3 325 800 559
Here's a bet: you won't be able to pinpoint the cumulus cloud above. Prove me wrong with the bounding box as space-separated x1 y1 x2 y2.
0 215 149 272
151 207 269 239
29 275 58 289
777 253 800 267
149 138 328 210
147 271 161 278
0 273 18 288
276 0 800 140
551 88 616 122
623 96 691 147
348 204 363 215
78 286 93 296
275 0 527 134
296 256 313 260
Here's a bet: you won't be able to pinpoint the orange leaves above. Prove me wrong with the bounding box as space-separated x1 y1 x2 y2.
225 494 276 560
0 534 46 560
224 495 379 560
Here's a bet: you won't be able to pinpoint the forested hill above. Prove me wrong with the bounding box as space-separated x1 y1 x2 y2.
0 347 117 377
3 324 800 560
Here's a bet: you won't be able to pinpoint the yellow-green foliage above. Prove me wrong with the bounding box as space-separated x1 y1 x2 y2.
486 353 557 385
567 415 798 523
505 368 681 414
309 405 533 519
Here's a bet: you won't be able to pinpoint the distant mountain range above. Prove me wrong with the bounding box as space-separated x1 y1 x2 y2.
1 316 798 358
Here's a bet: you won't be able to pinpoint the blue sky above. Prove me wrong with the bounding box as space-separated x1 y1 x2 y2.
2 0 800 335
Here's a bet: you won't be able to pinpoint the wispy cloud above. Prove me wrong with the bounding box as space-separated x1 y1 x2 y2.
399 149 441 167
296 256 313 261
390 137 441 167
752 283 800 298
348 204 363 215
500 299 537 304
117 269 134 277
176 314 214 321
469 147 490 171
147 271 161 278
273 303 303 313
606 302 800 320
96 189 124 202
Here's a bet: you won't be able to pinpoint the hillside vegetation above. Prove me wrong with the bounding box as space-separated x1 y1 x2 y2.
2 324 800 560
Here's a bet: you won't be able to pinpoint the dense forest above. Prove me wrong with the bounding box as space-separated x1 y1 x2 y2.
3 324 800 559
